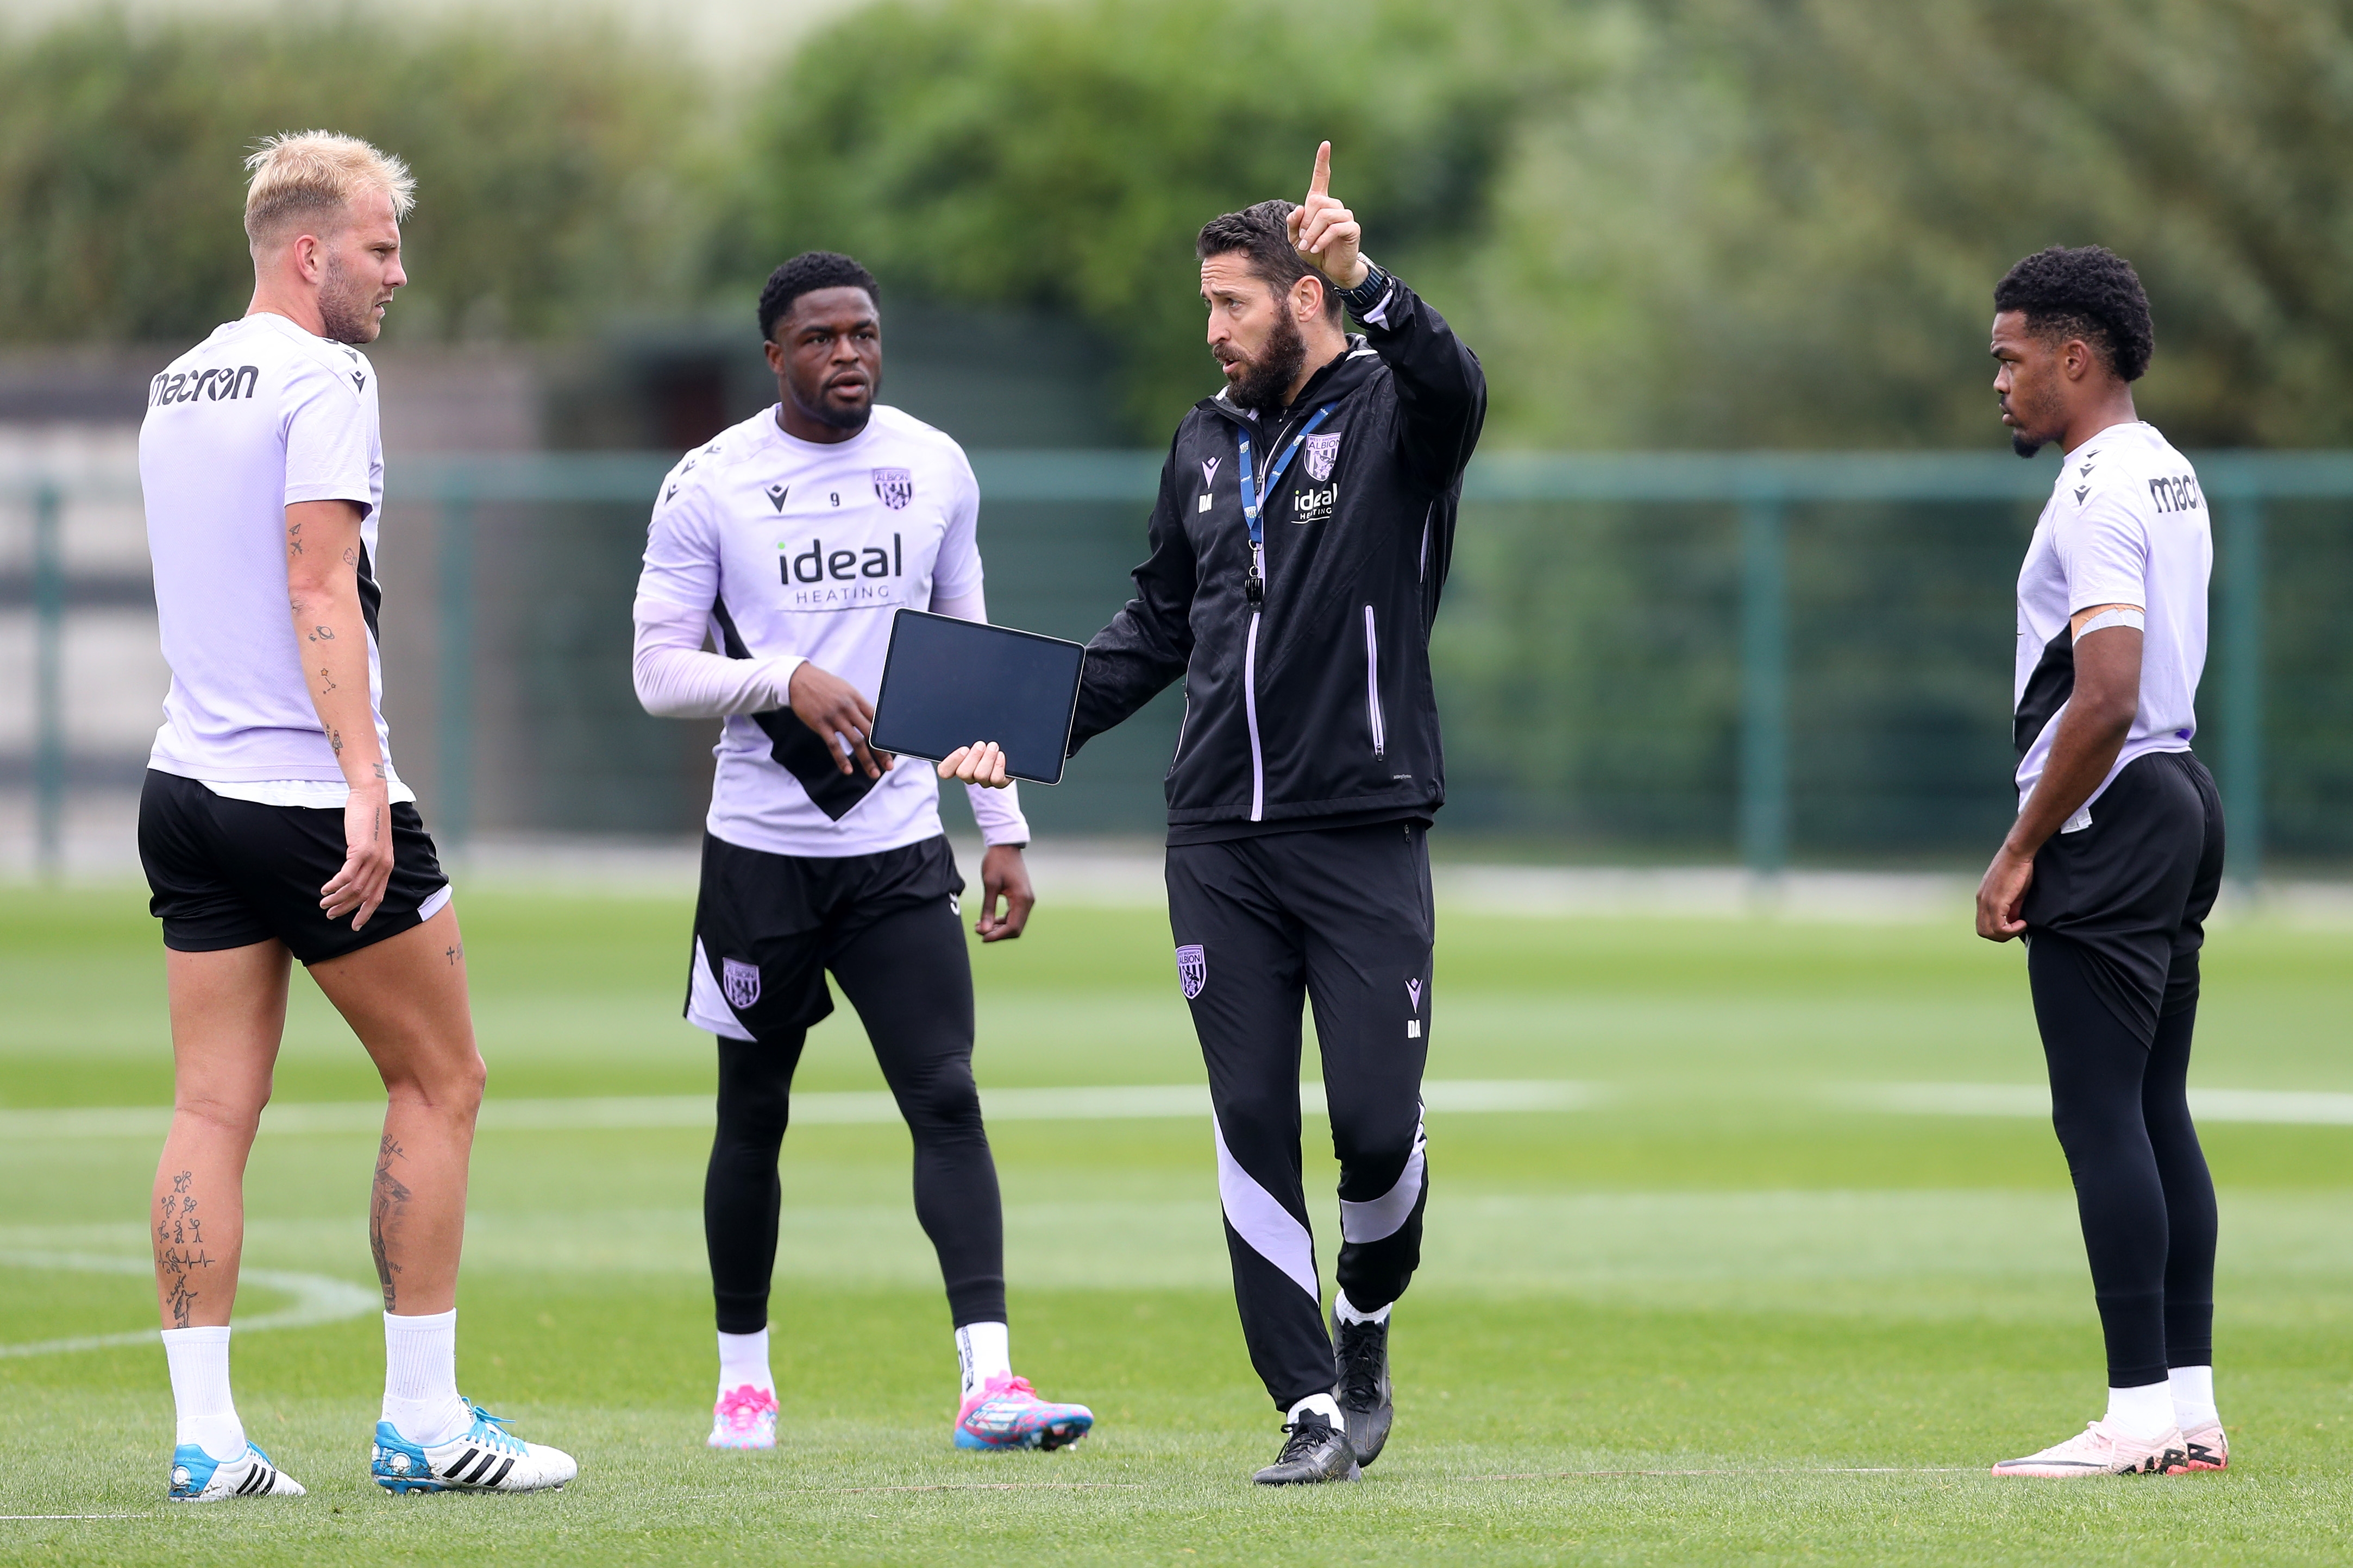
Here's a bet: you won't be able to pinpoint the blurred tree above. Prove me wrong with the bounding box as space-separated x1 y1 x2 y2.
1466 0 2353 449
729 0 1546 438
0 12 708 344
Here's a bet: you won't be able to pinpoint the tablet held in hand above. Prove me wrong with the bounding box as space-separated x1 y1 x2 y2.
870 610 1085 786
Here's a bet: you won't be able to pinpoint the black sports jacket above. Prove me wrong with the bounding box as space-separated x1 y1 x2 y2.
1069 274 1485 841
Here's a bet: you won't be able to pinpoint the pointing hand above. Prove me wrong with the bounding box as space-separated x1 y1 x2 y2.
1286 141 1367 291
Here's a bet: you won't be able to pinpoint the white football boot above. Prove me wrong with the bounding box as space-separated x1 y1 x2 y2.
1991 1418 2186 1478
168 1441 305 1501
373 1399 578 1493
708 1383 779 1450
2180 1420 2229 1471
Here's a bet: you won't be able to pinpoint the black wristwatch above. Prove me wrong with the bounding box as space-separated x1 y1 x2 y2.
1338 262 1392 319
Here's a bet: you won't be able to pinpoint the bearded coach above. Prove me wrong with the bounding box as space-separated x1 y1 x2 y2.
946 142 1484 1485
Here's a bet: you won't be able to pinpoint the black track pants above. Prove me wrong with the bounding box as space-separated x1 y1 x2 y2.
705 898 1006 1333
2030 931 2217 1387
1166 821 1434 1410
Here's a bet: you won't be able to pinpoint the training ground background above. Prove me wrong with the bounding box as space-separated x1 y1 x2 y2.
2 854 2350 1566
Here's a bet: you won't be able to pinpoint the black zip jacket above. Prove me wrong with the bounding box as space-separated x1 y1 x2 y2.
1068 274 1485 840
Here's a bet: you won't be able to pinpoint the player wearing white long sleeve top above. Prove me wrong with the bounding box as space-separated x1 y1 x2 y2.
632 253 1091 1459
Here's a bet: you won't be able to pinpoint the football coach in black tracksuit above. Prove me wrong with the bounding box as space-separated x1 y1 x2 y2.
944 142 1483 1485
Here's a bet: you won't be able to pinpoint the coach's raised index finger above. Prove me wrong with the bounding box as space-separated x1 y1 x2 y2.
1307 141 1331 201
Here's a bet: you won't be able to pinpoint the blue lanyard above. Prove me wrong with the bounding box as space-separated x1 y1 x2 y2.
1234 404 1334 603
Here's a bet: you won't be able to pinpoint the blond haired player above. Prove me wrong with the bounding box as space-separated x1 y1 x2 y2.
137 131 574 1501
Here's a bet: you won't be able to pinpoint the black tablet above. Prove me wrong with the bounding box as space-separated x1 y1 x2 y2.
870 610 1086 786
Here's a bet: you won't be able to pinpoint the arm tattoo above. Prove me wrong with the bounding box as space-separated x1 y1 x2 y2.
369 1136 413 1311
287 521 304 556
373 762 391 780
329 727 344 754
318 666 337 693
445 942 465 966
308 625 335 641
343 547 357 565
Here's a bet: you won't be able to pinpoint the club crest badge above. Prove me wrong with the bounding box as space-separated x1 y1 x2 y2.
1303 432 1341 482
873 468 913 510
1176 944 1207 1001
721 958 761 1011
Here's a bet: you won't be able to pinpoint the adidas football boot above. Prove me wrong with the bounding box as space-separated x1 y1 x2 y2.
708 1383 779 1451
373 1399 578 1493
953 1374 1094 1451
167 1440 305 1502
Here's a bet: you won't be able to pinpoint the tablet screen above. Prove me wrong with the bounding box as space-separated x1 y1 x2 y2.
869 610 1085 786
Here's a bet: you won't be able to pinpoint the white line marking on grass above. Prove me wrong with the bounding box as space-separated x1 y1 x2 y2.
796 1483 1149 1494
0 1081 1604 1139
0 1515 147 1520
1463 1468 1982 1479
0 1252 378 1359
1837 1082 2353 1125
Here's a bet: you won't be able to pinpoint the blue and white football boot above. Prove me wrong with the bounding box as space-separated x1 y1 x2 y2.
372 1399 578 1494
167 1441 305 1501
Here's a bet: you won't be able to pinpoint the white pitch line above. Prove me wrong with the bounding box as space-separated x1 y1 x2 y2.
0 1252 379 1359
0 1080 1603 1141
1461 1468 1985 1480
1837 1082 2353 1125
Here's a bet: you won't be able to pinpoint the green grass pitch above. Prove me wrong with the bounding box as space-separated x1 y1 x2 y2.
3 877 2351 1565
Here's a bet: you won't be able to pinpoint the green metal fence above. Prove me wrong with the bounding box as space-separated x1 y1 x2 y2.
9 450 2340 876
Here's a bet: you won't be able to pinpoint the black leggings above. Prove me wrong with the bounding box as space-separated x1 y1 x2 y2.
705 900 1006 1333
2030 931 2217 1388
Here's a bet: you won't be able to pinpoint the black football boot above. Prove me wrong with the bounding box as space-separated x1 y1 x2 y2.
1331 1305 1394 1466
1250 1410 1361 1485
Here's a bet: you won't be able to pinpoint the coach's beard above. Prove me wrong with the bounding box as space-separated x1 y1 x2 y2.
1226 311 1308 414
2011 432 2044 459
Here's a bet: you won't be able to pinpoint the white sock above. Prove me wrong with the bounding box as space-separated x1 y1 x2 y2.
161 1325 246 1462
1288 1393 1345 1432
956 1321 1011 1402
1333 1292 1390 1326
718 1327 774 1397
382 1309 470 1447
2169 1365 2219 1431
2104 1381 2176 1440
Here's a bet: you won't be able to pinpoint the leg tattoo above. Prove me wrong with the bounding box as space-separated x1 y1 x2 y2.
371 1136 414 1311
154 1169 216 1328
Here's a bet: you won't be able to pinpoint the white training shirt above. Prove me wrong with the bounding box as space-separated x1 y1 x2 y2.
2015 419 2211 811
138 312 410 803
636 404 1027 857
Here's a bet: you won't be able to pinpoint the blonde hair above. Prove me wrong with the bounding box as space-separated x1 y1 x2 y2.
242 131 416 246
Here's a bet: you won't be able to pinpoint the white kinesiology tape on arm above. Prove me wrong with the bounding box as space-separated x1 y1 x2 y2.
2074 606 2146 640
631 595 803 719
931 584 1033 847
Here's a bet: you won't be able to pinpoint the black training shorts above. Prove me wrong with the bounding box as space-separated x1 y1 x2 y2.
687 832 965 1040
2022 748 2225 1044
139 768 453 966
